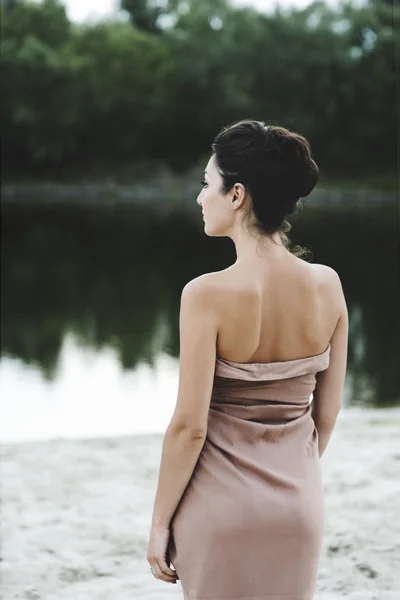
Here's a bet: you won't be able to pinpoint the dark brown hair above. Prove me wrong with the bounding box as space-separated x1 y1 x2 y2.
211 119 319 259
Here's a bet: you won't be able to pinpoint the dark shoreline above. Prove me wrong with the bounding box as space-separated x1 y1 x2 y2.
2 183 396 206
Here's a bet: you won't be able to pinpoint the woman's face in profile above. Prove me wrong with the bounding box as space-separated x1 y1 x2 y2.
197 154 233 237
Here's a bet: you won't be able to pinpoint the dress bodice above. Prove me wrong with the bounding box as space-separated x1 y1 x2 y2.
214 344 331 381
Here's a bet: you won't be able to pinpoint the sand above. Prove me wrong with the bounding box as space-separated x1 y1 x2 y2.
1 407 400 600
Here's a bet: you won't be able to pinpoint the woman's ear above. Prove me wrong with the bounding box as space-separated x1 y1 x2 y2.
232 183 246 209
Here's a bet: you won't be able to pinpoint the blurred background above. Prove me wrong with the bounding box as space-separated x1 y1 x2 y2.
1 0 399 443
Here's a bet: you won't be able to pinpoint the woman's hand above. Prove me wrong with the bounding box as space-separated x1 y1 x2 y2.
146 524 179 584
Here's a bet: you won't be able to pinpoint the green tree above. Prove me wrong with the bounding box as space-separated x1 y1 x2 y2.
120 0 165 33
1 0 88 170
72 22 174 164
1 0 398 181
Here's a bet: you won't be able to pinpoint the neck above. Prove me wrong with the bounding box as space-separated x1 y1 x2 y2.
230 226 288 265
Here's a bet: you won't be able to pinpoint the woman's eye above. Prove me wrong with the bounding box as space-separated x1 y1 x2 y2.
200 180 207 187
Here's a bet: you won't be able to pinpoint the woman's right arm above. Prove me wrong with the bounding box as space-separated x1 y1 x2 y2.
311 270 349 458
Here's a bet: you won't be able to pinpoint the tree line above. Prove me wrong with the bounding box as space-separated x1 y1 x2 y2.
1 0 398 181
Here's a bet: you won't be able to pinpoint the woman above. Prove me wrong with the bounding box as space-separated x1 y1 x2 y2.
146 119 348 598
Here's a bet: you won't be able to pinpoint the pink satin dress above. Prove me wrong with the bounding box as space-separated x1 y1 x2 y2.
168 344 331 600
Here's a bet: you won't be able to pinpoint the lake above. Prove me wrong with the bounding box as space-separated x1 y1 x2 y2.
1 193 399 443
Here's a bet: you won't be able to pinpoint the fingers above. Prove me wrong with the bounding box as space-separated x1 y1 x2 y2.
162 561 179 579
150 560 179 583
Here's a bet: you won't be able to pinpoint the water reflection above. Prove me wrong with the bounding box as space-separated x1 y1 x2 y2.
1 196 399 434
2 200 231 377
0 330 179 443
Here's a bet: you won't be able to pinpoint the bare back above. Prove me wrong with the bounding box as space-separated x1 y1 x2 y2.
214 255 342 364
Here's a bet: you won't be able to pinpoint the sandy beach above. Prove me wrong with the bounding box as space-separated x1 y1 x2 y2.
2 407 400 600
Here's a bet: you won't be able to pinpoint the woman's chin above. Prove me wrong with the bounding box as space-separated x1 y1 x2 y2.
203 222 219 237
203 221 212 235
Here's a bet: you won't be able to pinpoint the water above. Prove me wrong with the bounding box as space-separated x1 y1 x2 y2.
1 195 399 443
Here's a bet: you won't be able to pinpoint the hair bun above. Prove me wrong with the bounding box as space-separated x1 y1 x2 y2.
298 158 319 197
211 120 319 235
259 128 319 198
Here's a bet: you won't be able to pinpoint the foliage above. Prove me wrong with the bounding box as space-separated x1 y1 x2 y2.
1 0 398 179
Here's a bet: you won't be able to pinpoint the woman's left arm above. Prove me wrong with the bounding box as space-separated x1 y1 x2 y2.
150 275 219 529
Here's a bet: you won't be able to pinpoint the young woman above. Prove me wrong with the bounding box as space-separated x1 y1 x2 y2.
146 119 348 598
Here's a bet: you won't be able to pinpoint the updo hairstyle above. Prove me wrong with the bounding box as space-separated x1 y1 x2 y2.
211 119 319 258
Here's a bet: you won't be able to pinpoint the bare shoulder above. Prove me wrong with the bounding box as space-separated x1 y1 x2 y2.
182 271 224 294
181 271 227 309
312 263 343 289
311 262 337 278
312 263 347 314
